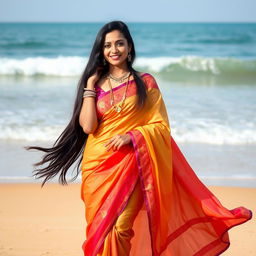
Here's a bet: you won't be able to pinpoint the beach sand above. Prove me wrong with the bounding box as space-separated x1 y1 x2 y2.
0 183 255 256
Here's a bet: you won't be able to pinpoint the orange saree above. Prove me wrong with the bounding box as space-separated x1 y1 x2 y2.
80 73 252 256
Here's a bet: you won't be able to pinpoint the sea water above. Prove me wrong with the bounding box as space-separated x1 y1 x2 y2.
0 22 255 186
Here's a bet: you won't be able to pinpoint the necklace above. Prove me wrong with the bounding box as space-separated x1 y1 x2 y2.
108 72 130 83
108 74 130 113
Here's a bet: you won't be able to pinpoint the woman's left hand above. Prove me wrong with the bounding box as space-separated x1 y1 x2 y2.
104 134 132 151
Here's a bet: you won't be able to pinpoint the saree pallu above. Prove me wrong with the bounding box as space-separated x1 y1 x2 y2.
80 73 252 256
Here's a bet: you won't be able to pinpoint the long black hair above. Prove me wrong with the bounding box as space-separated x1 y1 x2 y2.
25 21 147 187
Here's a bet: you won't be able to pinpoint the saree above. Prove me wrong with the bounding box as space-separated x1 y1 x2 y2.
80 73 252 256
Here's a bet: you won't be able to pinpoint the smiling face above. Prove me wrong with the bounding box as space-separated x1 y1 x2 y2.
103 30 131 68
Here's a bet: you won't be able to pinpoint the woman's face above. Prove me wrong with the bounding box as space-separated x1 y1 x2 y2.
103 30 131 67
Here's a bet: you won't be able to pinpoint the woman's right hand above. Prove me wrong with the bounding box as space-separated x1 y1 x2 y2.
87 68 103 87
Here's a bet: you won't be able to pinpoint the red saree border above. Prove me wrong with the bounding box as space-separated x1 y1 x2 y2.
127 129 159 255
168 137 252 255
83 176 139 256
93 177 139 256
128 130 253 256
82 148 140 256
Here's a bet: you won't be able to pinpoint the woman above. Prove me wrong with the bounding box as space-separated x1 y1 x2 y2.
27 21 252 255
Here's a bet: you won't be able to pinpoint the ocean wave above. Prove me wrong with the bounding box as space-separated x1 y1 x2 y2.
171 126 256 145
0 56 255 80
1 41 49 48
0 124 255 145
185 36 253 44
170 123 256 144
0 56 87 77
0 125 64 141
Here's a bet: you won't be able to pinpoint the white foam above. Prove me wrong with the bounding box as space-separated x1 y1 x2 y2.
0 56 88 77
135 56 221 74
0 55 253 77
0 122 255 144
0 125 64 141
171 125 256 145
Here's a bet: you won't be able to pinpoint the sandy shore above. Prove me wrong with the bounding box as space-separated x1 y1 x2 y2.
0 183 254 256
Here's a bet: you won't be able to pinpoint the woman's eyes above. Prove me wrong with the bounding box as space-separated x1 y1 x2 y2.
104 42 124 48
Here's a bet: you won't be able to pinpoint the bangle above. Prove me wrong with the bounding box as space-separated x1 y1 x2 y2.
84 88 96 92
83 90 96 98
83 95 96 98
83 91 96 96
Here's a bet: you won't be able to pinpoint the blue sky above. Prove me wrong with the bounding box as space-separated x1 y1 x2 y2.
0 0 255 22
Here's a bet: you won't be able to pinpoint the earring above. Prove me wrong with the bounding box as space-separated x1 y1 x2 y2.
103 59 106 65
127 53 131 62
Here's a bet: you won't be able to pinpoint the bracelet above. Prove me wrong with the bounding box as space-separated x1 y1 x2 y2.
83 95 96 98
83 90 96 98
83 91 96 96
84 88 96 92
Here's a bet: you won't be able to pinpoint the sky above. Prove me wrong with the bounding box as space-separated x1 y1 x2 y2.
0 0 255 22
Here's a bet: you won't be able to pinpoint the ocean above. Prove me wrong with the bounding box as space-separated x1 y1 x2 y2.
0 22 255 186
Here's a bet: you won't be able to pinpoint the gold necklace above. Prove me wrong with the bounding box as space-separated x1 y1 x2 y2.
108 72 130 83
108 74 130 113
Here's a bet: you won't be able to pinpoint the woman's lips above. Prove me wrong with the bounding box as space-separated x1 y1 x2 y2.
110 55 121 60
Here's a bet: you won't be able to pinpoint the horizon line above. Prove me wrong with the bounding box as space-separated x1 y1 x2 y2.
0 20 256 24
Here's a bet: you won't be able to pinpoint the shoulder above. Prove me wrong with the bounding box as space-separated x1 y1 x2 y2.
138 72 159 90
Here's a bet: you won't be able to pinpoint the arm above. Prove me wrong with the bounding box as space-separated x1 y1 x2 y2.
79 74 100 134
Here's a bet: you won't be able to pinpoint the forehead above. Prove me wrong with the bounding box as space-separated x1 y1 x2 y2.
104 30 126 42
